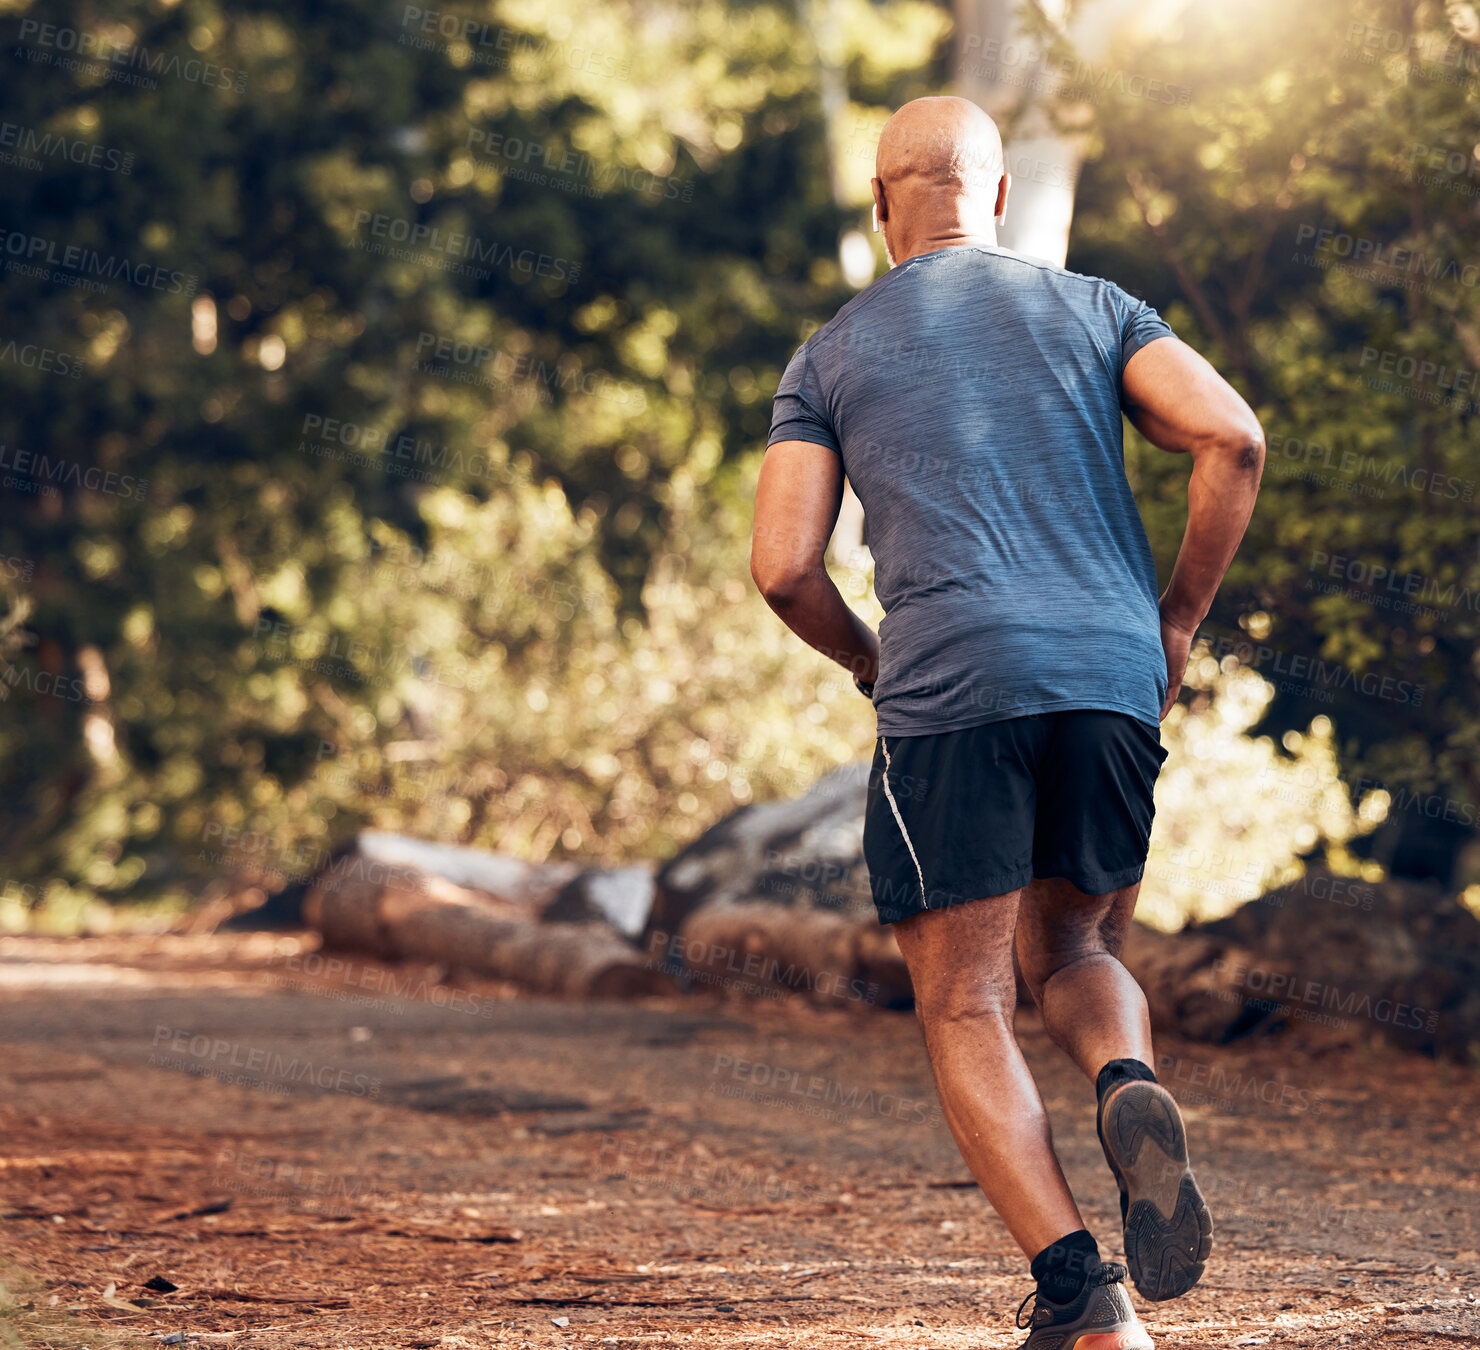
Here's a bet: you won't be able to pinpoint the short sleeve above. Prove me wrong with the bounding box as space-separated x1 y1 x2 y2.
767 342 840 454
1116 286 1175 373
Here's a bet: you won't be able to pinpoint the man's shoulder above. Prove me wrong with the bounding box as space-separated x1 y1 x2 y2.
790 247 1131 372
971 246 1126 303
841 246 1125 319
801 266 914 356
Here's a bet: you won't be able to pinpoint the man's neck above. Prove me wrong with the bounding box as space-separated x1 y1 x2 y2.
890 226 1001 267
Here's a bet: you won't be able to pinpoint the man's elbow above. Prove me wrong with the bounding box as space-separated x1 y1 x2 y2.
1202 422 1265 476
1236 426 1266 476
751 555 821 607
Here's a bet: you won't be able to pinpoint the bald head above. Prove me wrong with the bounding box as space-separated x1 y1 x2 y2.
871 97 1009 268
876 96 1005 192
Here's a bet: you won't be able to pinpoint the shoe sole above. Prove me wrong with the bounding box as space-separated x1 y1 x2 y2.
1099 1081 1212 1302
1070 1333 1154 1350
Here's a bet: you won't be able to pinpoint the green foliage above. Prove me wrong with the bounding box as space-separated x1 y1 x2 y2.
0 0 937 916
1067 0 1480 816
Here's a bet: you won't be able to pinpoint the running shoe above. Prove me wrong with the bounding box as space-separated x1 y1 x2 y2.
1097 1080 1213 1301
1015 1259 1154 1349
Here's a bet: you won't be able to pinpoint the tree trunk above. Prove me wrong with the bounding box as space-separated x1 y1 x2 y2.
954 0 1182 266
354 829 580 910
304 866 672 999
645 761 875 941
665 900 913 1009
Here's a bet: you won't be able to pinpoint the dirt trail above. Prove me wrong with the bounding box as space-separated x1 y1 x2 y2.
0 932 1477 1349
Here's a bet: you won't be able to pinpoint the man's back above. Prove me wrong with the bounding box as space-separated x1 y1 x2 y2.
769 244 1174 736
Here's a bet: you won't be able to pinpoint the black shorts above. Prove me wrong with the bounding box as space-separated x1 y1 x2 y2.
862 710 1168 925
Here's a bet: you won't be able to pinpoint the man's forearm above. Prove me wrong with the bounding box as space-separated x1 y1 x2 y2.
758 571 879 685
1160 442 1264 631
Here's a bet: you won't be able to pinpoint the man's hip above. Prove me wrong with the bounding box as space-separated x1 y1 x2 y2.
863 709 1168 925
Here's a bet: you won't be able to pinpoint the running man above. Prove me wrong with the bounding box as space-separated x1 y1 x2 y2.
750 97 1264 1348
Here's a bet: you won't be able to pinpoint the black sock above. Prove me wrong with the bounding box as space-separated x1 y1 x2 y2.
1095 1057 1157 1105
1030 1229 1100 1304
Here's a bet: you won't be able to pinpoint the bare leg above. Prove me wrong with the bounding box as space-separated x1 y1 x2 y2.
893 890 1084 1260
1014 875 1153 1082
1018 876 1213 1303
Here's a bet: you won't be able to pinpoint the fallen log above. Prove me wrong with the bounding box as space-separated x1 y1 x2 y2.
641 763 901 1008
665 901 913 1009
1120 923 1278 1043
290 811 1480 1059
544 866 656 938
646 762 874 943
1197 868 1480 1058
303 868 672 999
355 830 579 914
661 897 1266 1028
223 831 580 931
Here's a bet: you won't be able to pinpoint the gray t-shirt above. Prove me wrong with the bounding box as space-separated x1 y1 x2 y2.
767 243 1174 736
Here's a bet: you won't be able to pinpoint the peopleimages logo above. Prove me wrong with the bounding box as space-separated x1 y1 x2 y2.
214 1147 392 1213
1343 20 1480 82
1360 345 1480 399
275 951 502 1019
0 120 134 175
0 228 196 294
1359 345 1480 418
397 6 631 80
707 1053 943 1128
149 1025 381 1097
1155 1052 1324 1115
1294 223 1480 290
0 554 34 583
1202 634 1424 707
596 1134 820 1204
351 211 579 284
0 338 85 379
646 930 880 1005
251 615 484 691
411 331 642 407
15 19 248 92
1212 961 1439 1033
957 32 1191 106
295 414 529 489
1264 430 1474 502
1 660 89 704
1350 778 1479 829
1396 142 1480 196
466 130 692 202
1308 549 1480 616
0 445 147 500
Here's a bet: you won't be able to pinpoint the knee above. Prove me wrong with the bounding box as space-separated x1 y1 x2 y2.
912 980 1016 1034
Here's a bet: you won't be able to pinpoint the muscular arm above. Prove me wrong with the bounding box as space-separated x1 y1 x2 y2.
751 440 879 687
1122 336 1265 717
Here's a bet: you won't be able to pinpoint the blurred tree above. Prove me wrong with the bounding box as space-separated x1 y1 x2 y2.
1062 0 1480 886
0 0 945 920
